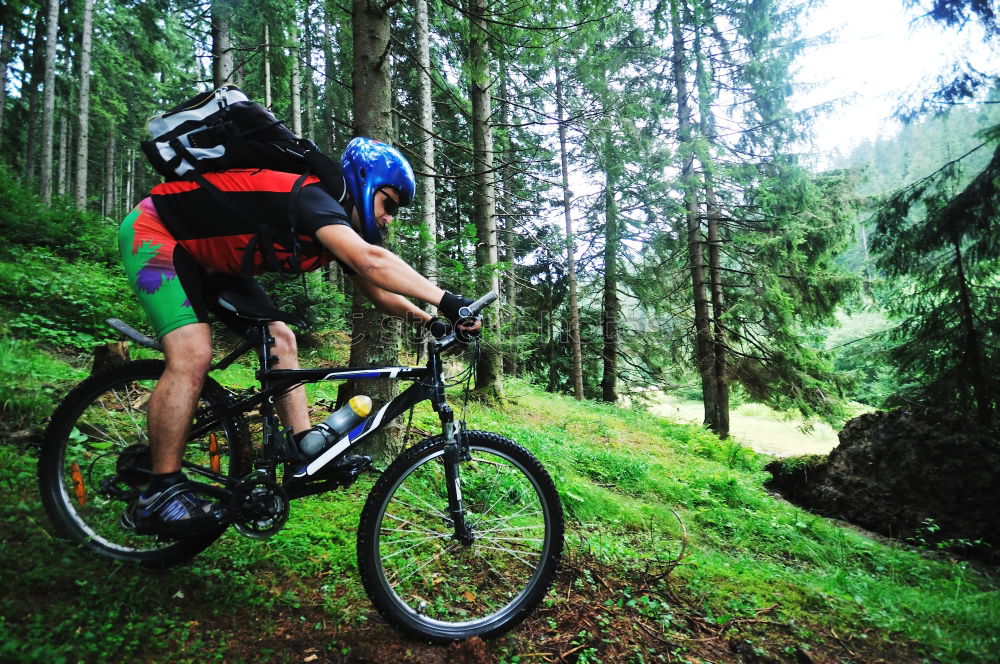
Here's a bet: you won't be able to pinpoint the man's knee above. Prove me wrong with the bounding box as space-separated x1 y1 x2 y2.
269 322 299 367
161 324 213 375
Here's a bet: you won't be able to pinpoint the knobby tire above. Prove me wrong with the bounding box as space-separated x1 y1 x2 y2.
356 431 564 641
38 360 250 567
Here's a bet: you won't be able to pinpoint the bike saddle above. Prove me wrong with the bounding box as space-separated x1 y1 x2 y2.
217 290 309 329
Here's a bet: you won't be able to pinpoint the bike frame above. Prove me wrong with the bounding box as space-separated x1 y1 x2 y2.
183 321 472 536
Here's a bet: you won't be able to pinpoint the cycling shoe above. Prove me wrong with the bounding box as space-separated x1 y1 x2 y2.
121 482 226 538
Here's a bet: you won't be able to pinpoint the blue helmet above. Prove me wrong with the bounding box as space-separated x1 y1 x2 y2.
341 137 416 244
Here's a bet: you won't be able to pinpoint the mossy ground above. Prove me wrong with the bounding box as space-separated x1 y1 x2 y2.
1 362 997 663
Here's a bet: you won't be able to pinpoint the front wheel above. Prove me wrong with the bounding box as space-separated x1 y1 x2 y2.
38 360 251 567
357 431 564 641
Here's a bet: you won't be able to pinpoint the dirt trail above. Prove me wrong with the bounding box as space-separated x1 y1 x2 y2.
647 395 841 457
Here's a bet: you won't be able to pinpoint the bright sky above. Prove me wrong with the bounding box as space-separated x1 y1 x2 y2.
792 0 996 162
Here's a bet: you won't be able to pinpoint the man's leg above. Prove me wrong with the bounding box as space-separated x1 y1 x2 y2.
148 322 213 473
268 322 310 434
120 322 222 533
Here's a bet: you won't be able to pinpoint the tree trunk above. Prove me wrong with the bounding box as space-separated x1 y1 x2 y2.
695 21 729 437
859 224 873 298
303 13 315 140
323 7 336 153
0 19 14 151
952 237 991 427
468 0 503 402
75 0 94 209
498 62 517 378
343 0 402 460
57 112 68 197
125 148 135 209
670 0 718 431
103 132 115 217
705 183 729 437
546 275 557 392
211 1 234 88
416 0 437 288
263 23 271 106
556 67 584 400
40 0 60 204
290 27 302 136
24 10 46 184
92 342 130 375
600 133 620 404
351 0 392 136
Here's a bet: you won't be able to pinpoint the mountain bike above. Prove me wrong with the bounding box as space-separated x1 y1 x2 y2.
37 291 564 641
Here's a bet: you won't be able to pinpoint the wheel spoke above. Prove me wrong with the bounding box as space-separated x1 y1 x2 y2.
387 493 450 523
361 436 563 639
39 362 248 564
380 512 448 537
387 540 457 587
380 532 452 561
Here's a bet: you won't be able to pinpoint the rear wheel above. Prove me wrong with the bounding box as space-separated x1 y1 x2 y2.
38 360 251 567
357 431 564 641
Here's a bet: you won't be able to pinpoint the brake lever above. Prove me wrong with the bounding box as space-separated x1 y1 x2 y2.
455 315 482 343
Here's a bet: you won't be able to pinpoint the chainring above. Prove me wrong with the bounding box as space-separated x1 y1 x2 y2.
232 474 289 539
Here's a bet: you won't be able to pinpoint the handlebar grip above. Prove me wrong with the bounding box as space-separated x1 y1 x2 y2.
458 291 498 319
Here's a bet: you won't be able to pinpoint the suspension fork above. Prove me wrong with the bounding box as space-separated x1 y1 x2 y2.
440 410 474 545
428 342 474 545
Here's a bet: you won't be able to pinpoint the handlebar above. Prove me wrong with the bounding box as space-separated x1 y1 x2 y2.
435 291 496 349
458 291 498 320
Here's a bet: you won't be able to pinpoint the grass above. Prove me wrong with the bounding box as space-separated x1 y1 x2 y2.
1 350 998 662
456 383 999 662
0 335 86 433
645 393 857 457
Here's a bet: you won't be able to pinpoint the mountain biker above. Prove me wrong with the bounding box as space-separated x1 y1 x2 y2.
117 136 478 536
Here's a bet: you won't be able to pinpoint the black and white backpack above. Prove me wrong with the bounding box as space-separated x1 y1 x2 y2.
141 86 347 275
141 86 324 180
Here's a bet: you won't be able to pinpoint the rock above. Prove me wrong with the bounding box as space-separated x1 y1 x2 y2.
766 408 1000 561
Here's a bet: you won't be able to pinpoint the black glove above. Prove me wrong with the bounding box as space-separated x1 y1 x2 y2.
438 291 475 326
438 292 483 343
424 316 452 340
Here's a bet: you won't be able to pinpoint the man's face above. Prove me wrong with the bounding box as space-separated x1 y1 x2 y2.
351 187 401 237
373 187 401 230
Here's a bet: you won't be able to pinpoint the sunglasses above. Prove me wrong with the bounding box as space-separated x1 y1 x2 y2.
376 187 400 217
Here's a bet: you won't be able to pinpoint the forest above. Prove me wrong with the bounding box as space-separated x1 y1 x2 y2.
1 0 999 662
1 0 998 433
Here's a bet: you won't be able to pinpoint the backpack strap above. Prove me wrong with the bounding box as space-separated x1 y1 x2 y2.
303 150 347 203
284 171 310 274
238 170 312 279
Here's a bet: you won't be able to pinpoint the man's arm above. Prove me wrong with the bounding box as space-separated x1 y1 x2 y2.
349 274 433 325
315 224 444 306
317 224 481 334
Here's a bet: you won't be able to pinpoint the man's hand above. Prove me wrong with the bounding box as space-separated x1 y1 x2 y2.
424 316 452 340
437 291 482 340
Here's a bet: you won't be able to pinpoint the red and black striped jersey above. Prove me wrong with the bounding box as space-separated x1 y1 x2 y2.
149 169 353 276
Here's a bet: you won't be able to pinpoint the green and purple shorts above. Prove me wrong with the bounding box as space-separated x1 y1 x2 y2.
118 198 270 339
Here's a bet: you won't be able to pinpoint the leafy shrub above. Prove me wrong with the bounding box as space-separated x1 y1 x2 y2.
571 445 651 494
0 335 82 432
0 246 142 350
0 164 118 264
256 269 350 334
